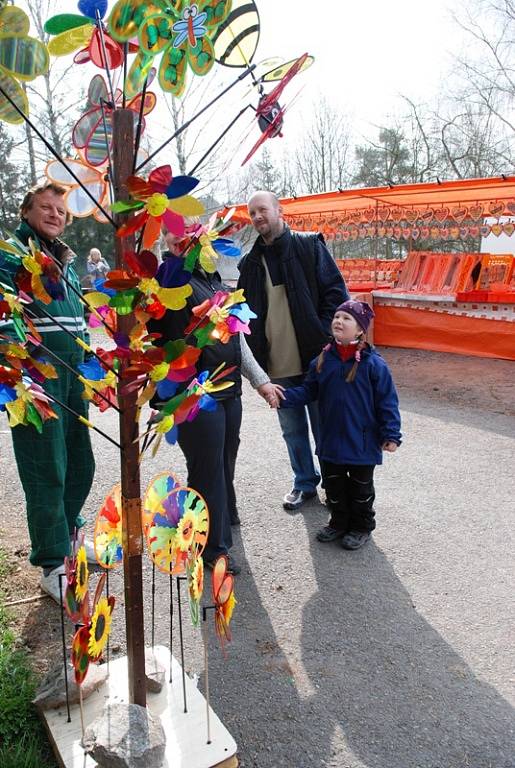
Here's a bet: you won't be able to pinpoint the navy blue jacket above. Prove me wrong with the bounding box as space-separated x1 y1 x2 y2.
282 344 402 465
237 227 349 373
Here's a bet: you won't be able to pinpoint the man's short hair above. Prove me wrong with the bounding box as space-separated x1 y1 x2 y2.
20 182 73 225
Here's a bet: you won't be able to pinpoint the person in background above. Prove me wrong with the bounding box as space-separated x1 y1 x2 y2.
86 247 110 286
277 300 401 550
148 228 282 574
0 182 96 601
238 190 349 511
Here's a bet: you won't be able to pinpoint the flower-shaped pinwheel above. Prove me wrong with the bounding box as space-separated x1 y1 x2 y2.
112 165 204 248
184 212 241 274
0 4 49 124
1 378 58 431
109 0 232 97
44 0 125 70
187 554 204 626
185 289 256 347
146 486 209 575
45 158 111 223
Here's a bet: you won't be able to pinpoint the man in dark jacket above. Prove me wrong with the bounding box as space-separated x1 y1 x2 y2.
237 191 349 509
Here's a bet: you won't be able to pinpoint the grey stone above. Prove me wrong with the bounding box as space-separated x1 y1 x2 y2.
83 702 166 768
145 648 166 693
33 663 108 710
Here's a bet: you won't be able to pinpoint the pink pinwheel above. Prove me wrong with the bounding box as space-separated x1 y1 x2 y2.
112 165 204 249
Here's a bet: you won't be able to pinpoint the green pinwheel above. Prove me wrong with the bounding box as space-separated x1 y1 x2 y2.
0 2 49 124
108 0 231 98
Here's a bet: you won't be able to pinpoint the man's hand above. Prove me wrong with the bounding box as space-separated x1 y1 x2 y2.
257 382 285 409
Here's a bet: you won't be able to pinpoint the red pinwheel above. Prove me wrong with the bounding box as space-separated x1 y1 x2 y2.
211 555 236 652
112 165 204 249
44 0 131 70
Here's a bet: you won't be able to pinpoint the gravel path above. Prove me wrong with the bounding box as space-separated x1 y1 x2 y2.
0 347 513 768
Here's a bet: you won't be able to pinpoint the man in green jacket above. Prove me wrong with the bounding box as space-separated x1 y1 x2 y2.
0 182 95 603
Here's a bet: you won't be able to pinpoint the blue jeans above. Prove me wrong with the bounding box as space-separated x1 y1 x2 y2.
273 375 321 493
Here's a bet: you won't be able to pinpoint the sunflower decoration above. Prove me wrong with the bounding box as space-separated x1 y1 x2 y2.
0 3 49 124
109 0 232 98
75 545 89 602
88 594 115 660
112 164 204 249
187 554 203 627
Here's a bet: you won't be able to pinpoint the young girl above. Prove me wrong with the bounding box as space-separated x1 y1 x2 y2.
277 299 401 550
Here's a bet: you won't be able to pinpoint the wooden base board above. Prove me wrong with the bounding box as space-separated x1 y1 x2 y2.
41 645 238 768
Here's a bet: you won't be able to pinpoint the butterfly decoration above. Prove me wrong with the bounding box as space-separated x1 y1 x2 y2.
108 0 232 98
211 554 236 651
242 53 313 166
142 471 180 541
146 486 209 575
187 554 204 627
44 0 125 70
72 74 157 168
94 483 123 568
71 572 115 685
0 4 49 125
112 164 204 248
45 158 111 223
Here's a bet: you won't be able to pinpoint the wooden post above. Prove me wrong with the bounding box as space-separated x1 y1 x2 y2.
111 108 146 707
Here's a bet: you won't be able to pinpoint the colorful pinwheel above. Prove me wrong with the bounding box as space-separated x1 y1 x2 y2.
72 74 156 167
0 4 49 124
94 484 123 568
183 213 241 274
44 0 124 70
112 164 204 248
142 471 180 540
1 378 58 432
109 0 232 97
146 486 209 575
211 554 236 651
185 289 256 347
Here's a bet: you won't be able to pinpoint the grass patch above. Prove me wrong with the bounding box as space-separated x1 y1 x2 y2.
0 550 57 768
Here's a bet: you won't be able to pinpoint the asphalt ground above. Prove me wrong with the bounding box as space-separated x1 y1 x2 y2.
0 346 513 768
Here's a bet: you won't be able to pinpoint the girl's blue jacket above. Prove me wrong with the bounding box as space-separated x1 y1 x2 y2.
282 344 402 465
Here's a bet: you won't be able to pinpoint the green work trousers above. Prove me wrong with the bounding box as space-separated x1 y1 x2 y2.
11 364 95 569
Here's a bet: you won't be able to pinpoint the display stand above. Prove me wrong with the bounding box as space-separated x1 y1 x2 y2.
41 646 238 768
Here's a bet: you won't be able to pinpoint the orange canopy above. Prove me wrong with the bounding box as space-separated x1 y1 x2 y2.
225 176 515 229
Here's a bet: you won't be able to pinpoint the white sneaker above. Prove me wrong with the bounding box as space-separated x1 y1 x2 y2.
71 537 97 564
40 564 67 604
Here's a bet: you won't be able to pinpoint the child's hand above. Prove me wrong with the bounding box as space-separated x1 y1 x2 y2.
257 382 285 409
382 441 398 453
